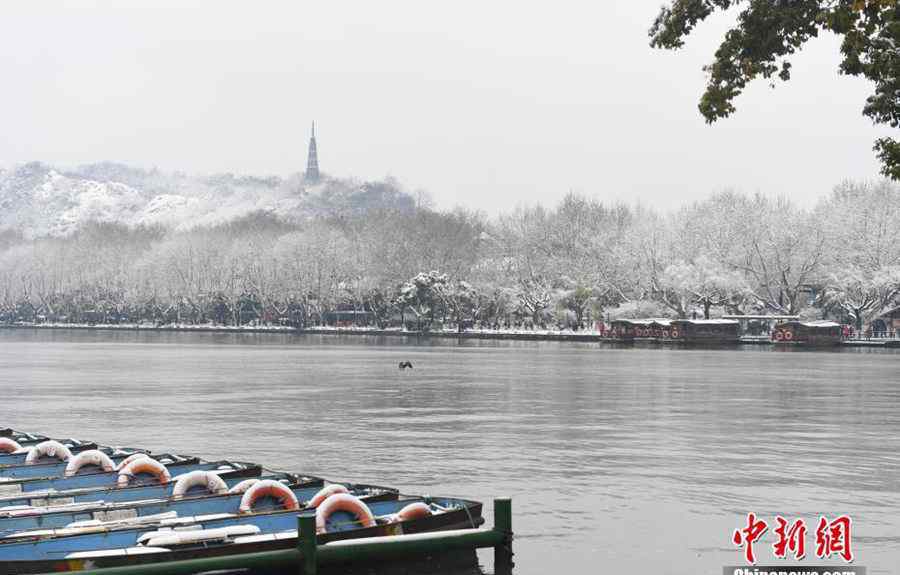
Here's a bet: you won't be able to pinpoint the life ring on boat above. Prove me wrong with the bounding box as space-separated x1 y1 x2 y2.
784 330 793 341
307 484 350 508
114 452 150 471
227 478 260 495
25 440 73 464
64 450 115 476
238 479 299 514
774 331 784 341
171 470 228 497
661 330 669 338
117 458 171 487
670 329 679 339
394 502 433 522
315 493 376 533
0 438 22 454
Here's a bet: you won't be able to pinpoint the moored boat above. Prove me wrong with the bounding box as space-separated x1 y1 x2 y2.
0 458 258 500
0 466 287 510
0 495 483 574
0 480 397 538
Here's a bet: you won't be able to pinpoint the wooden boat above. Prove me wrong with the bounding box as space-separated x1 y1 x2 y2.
0 496 483 574
0 458 258 498
668 319 740 344
0 481 397 538
772 321 842 346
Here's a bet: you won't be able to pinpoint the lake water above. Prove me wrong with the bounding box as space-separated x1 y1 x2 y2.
1 329 898 574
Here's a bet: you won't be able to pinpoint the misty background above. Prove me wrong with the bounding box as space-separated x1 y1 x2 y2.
0 1 890 213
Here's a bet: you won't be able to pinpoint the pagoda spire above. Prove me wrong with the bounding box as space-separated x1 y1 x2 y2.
305 121 319 183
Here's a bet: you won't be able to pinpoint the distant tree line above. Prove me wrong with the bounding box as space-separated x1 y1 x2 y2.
1 181 898 332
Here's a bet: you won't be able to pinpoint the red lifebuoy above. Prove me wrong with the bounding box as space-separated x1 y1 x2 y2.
307 484 350 508
0 438 22 454
115 453 150 471
315 493 376 533
239 479 299 514
117 458 171 487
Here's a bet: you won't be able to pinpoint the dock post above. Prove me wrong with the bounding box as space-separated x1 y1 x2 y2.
493 497 514 574
299 514 317 575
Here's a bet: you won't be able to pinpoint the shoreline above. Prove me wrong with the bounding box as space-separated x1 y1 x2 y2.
1 322 897 347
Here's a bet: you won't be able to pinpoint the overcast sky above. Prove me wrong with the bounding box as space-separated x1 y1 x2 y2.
0 1 890 214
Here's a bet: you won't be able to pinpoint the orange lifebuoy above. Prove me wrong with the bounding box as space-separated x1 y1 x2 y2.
115 453 150 471
25 440 73 465
784 330 793 341
171 470 228 497
774 331 784 341
0 438 22 454
307 484 350 508
64 450 115 477
117 458 171 487
315 493 376 533
395 502 432 522
238 479 299 514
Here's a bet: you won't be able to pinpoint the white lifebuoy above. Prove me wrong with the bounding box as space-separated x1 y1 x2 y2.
670 329 679 339
784 330 794 341
114 453 151 471
227 478 260 495
117 458 171 487
774 331 784 341
307 484 350 508
662 330 669 338
64 450 115 477
315 493 376 533
0 438 22 454
25 440 73 465
171 470 228 498
238 479 299 514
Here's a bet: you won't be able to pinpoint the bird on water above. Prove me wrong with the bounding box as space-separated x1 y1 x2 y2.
398 361 413 370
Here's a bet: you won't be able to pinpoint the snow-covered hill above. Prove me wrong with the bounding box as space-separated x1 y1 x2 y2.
0 162 414 237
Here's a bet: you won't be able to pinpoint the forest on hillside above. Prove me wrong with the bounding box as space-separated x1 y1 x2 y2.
0 173 898 332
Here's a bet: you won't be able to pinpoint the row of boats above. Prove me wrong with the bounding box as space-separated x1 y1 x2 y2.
0 429 485 574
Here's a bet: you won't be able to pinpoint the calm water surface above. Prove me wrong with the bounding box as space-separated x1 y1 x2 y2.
1 330 899 574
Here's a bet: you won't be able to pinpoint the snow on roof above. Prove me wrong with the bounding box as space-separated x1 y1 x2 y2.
614 318 671 326
673 319 739 325
777 320 841 328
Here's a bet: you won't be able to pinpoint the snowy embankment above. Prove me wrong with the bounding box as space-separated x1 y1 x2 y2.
2 322 296 333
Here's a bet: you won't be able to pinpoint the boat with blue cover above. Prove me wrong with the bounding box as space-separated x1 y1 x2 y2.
0 439 101 466
0 448 152 480
0 481 399 544
0 458 261 497
0 430 501 574
0 478 395 536
0 466 284 510
0 495 483 574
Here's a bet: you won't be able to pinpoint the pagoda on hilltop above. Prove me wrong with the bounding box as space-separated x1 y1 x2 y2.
305 122 319 183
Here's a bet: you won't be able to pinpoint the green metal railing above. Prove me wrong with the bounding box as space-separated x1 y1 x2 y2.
36 498 514 575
